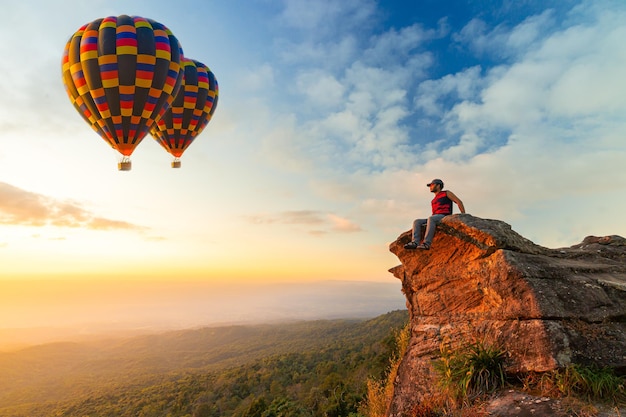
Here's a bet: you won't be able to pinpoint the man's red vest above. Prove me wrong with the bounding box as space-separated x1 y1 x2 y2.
431 191 453 215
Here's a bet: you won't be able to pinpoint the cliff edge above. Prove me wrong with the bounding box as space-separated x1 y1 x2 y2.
388 214 626 416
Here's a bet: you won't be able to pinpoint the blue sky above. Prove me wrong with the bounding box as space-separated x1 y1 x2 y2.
0 0 625 285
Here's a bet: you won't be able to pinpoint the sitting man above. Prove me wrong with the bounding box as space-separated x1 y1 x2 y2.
404 178 465 250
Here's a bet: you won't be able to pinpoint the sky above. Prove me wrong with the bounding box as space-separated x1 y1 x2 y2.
0 0 625 332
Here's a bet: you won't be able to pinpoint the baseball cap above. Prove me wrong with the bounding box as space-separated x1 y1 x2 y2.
427 179 444 186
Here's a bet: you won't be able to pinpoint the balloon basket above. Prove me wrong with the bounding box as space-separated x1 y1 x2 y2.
118 161 132 171
171 160 181 168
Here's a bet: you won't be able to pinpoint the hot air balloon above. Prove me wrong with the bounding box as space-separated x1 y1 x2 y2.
150 58 218 168
61 15 184 170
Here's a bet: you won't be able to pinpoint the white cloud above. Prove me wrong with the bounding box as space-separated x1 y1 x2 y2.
415 66 484 117
327 213 362 232
277 36 360 70
0 182 145 231
244 209 362 235
362 23 443 66
237 63 276 92
296 70 346 108
442 2 626 148
280 0 376 34
544 25 626 117
454 10 556 60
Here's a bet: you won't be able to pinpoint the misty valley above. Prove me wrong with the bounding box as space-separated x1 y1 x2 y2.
0 310 408 416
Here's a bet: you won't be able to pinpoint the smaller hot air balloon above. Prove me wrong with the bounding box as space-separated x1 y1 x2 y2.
150 58 219 168
61 15 184 170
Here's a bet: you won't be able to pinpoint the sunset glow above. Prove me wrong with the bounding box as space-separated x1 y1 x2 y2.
1 0 625 342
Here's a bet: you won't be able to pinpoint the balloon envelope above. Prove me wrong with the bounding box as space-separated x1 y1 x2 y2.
62 15 184 165
150 58 219 164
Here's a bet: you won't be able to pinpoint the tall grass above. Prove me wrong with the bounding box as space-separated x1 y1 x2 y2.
361 323 411 417
521 363 626 406
552 364 626 405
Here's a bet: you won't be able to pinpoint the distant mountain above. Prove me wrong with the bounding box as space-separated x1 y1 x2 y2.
0 280 405 348
0 309 408 417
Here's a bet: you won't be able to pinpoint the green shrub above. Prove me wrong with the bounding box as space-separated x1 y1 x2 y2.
558 364 626 405
433 341 506 402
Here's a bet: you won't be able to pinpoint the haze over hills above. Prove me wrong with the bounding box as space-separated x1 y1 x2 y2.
0 310 409 417
0 279 404 349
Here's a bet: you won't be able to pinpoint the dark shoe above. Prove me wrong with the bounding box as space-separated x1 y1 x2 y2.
404 241 419 249
416 244 430 250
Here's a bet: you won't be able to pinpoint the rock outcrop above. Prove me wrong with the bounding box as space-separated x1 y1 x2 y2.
388 214 626 416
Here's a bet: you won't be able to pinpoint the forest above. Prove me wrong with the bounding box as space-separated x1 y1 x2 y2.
0 310 408 417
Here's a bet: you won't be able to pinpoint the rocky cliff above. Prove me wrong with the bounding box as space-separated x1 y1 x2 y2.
388 214 626 416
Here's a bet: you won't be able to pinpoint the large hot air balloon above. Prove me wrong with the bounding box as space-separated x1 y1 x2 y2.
62 15 184 170
150 58 218 168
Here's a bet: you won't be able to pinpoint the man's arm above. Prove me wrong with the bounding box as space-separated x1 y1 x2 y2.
446 190 465 213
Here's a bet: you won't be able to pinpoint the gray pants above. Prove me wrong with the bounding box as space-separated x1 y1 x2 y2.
412 214 447 246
